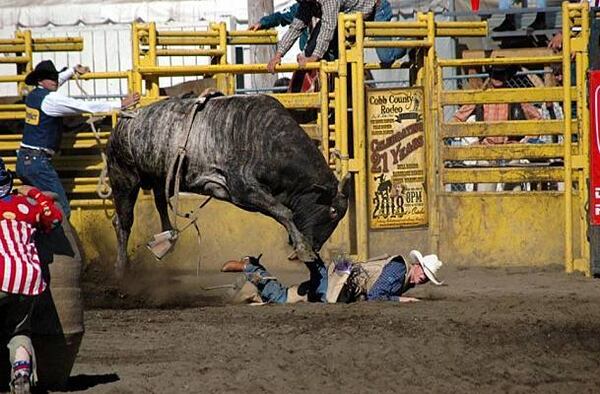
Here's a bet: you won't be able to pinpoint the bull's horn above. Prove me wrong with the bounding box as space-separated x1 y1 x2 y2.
338 173 351 198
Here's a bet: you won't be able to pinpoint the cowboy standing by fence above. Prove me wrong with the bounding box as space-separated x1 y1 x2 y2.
221 250 443 304
0 161 63 394
17 60 140 217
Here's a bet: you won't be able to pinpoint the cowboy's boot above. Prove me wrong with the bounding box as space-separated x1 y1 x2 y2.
221 259 247 272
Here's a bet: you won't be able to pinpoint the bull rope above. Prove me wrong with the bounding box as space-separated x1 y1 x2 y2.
161 95 218 270
164 97 213 230
72 72 113 200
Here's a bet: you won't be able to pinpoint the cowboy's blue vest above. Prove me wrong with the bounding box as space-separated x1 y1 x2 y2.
23 87 62 151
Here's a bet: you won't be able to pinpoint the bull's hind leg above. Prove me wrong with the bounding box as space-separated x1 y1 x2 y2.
111 174 141 279
152 182 173 232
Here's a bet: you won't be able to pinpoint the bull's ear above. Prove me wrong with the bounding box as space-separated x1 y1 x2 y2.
338 173 351 198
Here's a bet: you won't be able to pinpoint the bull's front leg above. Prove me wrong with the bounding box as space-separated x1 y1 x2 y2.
272 207 317 262
234 187 317 262
268 207 318 262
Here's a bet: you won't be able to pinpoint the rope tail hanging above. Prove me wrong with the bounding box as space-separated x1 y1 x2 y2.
73 71 113 202
86 116 112 199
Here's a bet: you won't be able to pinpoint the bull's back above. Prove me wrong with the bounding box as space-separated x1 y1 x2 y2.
108 94 333 188
187 95 333 189
108 97 197 176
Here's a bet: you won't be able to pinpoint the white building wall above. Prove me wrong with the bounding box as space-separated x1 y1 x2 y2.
0 20 238 99
0 1 457 98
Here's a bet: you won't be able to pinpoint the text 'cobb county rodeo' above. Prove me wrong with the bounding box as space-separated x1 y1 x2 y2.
367 88 427 228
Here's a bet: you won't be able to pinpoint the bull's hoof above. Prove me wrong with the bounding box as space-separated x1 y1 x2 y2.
295 245 317 262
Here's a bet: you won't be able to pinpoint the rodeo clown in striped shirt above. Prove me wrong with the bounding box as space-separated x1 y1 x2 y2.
221 250 443 305
0 162 62 394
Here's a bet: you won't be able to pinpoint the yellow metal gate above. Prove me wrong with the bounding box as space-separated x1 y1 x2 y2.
0 2 592 273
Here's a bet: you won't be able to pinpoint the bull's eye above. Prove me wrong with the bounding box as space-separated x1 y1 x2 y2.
329 206 338 219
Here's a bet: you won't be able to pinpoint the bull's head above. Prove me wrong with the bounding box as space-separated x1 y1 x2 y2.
292 174 351 251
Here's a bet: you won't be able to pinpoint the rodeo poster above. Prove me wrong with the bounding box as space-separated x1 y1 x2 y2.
366 87 427 229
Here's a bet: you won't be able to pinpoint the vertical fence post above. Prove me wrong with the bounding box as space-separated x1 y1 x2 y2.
562 1 574 273
319 60 330 162
423 12 440 255
147 22 159 99
336 14 355 256
352 12 368 261
131 23 142 97
18 30 33 96
215 22 231 94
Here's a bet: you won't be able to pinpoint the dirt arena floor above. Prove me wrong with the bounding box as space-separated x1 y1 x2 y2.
10 263 600 393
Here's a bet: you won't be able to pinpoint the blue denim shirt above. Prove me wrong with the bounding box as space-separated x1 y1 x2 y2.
259 4 308 50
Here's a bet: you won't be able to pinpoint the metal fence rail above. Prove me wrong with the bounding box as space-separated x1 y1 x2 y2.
0 3 592 274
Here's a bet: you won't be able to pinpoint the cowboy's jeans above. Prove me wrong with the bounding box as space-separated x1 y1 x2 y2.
244 259 328 304
16 150 70 217
374 0 407 64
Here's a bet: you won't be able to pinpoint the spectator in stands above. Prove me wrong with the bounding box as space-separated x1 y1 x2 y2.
273 77 292 92
267 0 406 73
221 250 443 304
17 60 140 218
0 161 63 394
506 65 564 191
493 0 547 32
451 65 542 191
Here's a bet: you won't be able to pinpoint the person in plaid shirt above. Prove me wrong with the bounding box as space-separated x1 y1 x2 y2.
0 161 63 394
267 0 404 72
221 250 443 305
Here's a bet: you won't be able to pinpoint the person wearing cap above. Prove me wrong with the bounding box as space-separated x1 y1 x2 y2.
0 160 63 394
220 250 443 305
17 60 140 217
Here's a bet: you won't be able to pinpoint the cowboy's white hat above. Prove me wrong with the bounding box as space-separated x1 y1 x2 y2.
409 250 444 285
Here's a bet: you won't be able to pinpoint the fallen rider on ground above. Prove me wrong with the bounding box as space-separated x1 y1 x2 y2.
221 250 443 304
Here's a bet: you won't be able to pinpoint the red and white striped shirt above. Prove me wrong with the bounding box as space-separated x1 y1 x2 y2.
0 188 62 296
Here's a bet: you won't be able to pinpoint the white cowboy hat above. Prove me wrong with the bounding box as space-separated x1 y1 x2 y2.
409 250 444 285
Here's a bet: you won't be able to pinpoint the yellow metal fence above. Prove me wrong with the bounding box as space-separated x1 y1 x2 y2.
0 2 592 274
433 2 590 274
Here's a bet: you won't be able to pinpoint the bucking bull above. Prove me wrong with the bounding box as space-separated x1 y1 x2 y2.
107 92 350 276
